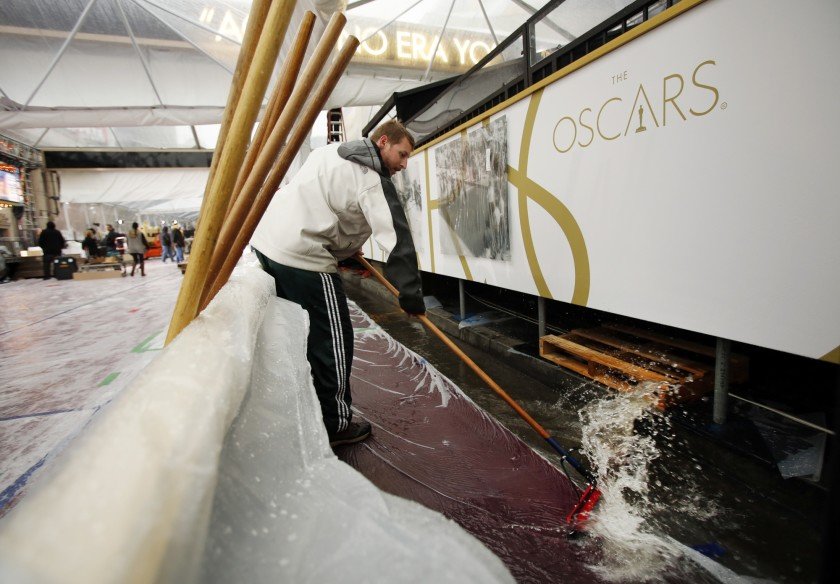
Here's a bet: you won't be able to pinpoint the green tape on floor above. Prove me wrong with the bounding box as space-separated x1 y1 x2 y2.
99 372 120 386
131 331 163 353
354 326 383 334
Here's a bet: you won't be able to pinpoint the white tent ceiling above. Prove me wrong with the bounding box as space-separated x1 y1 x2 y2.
59 167 208 205
0 0 636 210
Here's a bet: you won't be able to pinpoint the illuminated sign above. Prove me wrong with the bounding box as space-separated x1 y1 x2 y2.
340 19 496 72
0 162 23 205
192 8 496 73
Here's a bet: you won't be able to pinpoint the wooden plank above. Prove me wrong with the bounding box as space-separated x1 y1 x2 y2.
73 270 123 280
563 333 685 381
604 323 716 356
540 335 671 383
539 332 720 410
79 262 123 272
567 328 711 378
539 336 593 376
537 342 634 392
602 323 749 383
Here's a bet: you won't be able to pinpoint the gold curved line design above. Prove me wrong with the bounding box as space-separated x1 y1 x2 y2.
459 255 473 280
512 89 590 305
821 345 840 364
455 129 473 280
437 206 473 281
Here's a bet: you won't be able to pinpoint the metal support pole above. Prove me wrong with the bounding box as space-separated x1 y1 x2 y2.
537 296 546 339
524 21 535 87
459 279 466 320
713 337 731 424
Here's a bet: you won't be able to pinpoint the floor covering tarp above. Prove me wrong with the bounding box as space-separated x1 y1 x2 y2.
338 303 604 583
0 258 754 583
0 264 515 583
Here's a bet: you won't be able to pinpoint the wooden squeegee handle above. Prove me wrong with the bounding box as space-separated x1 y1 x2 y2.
354 254 551 440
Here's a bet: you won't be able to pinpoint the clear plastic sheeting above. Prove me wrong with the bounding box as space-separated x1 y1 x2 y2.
0 0 327 143
0 264 514 583
202 297 514 583
0 266 276 583
339 303 599 583
0 260 185 516
408 41 524 137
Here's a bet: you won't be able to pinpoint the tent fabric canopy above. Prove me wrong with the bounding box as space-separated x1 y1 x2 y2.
1 0 633 143
1 0 636 213
58 167 208 211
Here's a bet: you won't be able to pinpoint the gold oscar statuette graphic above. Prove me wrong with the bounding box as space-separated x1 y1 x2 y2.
635 104 647 133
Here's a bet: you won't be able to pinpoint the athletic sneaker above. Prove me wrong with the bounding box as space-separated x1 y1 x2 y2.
329 419 372 447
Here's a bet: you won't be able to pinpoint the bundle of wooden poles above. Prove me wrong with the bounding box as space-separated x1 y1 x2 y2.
165 0 359 344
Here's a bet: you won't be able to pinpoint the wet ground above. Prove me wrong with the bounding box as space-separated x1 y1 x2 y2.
0 258 831 582
342 269 831 584
0 259 181 517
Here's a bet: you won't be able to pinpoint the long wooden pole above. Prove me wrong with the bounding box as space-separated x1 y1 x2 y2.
203 13 348 306
201 0 272 217
166 0 297 344
224 11 316 220
198 13 350 307
200 30 360 311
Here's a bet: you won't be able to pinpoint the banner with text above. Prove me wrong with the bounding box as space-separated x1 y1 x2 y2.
366 0 840 362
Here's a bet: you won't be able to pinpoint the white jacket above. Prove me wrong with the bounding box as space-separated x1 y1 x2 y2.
251 139 424 314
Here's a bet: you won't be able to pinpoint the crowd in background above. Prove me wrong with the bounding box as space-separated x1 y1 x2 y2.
34 220 193 281
78 222 191 263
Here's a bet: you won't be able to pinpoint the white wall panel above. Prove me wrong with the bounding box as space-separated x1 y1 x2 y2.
412 0 840 361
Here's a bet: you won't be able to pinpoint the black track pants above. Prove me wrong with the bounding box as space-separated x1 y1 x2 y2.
255 250 353 435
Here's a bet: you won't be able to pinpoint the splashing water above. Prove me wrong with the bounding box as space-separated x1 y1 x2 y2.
579 382 688 582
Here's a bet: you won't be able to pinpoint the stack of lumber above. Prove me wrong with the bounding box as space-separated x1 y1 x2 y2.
540 324 748 409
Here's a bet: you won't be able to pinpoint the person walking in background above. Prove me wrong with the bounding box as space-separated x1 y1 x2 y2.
103 224 120 254
171 224 185 263
81 229 99 261
37 221 66 280
159 225 174 263
126 222 148 277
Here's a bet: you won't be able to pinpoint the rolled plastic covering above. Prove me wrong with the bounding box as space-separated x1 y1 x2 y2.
201 297 514 583
0 265 276 583
0 264 513 583
338 304 590 583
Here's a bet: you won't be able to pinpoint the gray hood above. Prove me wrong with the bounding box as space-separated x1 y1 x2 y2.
337 138 386 177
